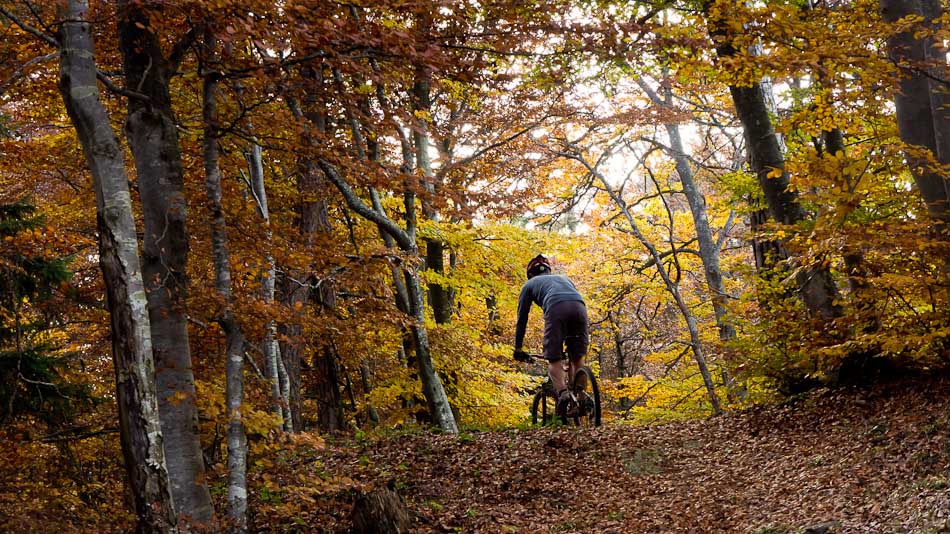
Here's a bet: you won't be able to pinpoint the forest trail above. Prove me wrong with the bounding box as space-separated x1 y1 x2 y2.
255 376 950 533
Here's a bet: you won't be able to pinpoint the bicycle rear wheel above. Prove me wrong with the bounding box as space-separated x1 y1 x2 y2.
530 383 558 426
570 366 601 427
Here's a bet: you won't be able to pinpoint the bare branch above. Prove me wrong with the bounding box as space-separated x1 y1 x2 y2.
95 70 149 102
0 51 57 98
0 6 58 48
38 427 119 444
317 158 414 251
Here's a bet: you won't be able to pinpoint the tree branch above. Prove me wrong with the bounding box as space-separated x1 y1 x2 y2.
0 51 57 98
34 427 119 443
0 6 58 48
317 158 414 251
95 70 150 102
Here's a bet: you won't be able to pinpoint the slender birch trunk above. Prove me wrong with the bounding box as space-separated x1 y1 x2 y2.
55 1 176 530
277 351 292 432
634 78 745 397
605 183 722 414
245 140 287 429
319 161 459 433
201 27 248 533
276 314 303 432
568 149 721 414
117 2 214 527
635 79 736 344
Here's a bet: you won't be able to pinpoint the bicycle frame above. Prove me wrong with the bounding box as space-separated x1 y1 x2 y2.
525 353 602 427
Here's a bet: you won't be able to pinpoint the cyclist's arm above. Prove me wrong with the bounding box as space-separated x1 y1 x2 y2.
513 285 533 350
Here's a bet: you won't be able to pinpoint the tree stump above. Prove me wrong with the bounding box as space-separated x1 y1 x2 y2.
351 485 412 533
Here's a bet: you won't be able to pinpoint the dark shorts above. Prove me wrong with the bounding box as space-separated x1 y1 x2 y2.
542 300 589 362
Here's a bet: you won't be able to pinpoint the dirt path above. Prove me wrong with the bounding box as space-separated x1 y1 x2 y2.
254 377 950 533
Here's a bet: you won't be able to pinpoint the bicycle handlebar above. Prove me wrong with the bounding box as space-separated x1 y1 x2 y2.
517 352 544 362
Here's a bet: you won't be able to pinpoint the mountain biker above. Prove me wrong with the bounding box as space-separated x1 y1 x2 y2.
512 254 589 418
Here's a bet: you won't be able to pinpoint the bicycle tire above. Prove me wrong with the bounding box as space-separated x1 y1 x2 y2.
530 388 558 426
570 366 601 427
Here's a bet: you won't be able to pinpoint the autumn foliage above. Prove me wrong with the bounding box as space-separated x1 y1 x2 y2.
0 0 948 531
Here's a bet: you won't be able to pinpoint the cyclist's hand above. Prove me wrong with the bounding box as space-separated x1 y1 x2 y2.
513 349 530 363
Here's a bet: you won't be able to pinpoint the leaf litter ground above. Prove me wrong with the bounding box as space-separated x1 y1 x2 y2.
252 376 950 533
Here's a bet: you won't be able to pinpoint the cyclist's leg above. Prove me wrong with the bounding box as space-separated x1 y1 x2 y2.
569 357 584 385
543 303 576 418
548 358 567 394
565 302 590 389
566 352 585 394
542 311 568 393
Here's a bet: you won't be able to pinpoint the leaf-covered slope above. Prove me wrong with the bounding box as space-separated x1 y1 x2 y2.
254 377 950 533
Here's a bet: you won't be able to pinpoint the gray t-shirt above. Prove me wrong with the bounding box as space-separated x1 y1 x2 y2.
514 273 584 349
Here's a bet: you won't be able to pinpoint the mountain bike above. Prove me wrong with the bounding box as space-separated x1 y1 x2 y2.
526 354 601 427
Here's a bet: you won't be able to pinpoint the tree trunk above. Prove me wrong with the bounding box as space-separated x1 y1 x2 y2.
732 85 841 318
202 27 248 533
319 160 459 433
277 348 292 432
412 71 454 324
921 0 950 188
310 346 344 431
880 0 950 231
665 123 736 341
369 190 427 417
313 54 456 431
426 240 453 324
274 120 324 433
282 77 345 433
117 2 214 527
590 166 722 415
359 362 380 427
351 486 412 533
608 312 632 410
754 53 788 274
56 1 176 531
824 120 879 325
705 0 842 320
245 138 288 428
636 78 738 346
297 168 344 433
308 259 344 433
404 265 460 432
408 75 458 416
486 294 502 337
662 116 745 397
276 321 303 432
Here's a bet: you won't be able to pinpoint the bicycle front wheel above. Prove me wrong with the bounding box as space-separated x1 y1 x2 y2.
531 388 558 426
571 366 601 427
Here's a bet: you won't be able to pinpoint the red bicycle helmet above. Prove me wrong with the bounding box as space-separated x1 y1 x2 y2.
526 254 551 279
